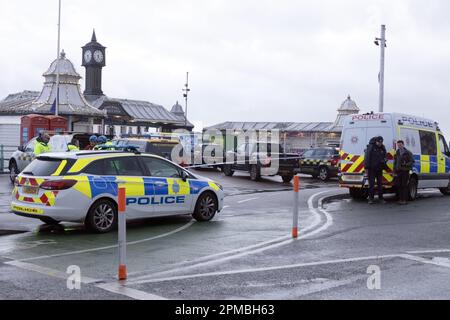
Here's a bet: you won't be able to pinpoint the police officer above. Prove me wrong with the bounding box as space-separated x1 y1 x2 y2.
84 135 98 150
94 135 114 150
67 138 80 152
34 133 51 156
365 136 387 204
394 140 414 205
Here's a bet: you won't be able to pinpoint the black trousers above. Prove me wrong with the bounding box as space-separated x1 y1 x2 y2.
397 171 410 202
368 168 384 200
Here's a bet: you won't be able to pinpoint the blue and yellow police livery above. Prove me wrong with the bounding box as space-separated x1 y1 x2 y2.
11 150 224 233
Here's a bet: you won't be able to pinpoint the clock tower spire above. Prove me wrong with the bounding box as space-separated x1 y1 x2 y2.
82 29 106 97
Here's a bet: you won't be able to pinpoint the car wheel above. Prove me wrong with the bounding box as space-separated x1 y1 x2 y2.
349 188 368 200
250 165 261 181
439 181 450 195
9 161 18 184
193 192 217 222
282 175 294 183
222 164 234 177
85 199 117 233
408 176 418 201
318 166 329 181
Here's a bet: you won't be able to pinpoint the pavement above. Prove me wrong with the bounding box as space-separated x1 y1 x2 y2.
0 169 449 300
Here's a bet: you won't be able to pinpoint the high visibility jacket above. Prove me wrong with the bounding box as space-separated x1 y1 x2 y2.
94 141 114 150
34 141 50 155
67 144 80 152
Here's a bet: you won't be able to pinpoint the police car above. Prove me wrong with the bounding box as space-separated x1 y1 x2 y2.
11 149 224 233
298 147 340 181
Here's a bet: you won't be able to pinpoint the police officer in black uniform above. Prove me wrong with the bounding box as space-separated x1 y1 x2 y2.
365 136 387 204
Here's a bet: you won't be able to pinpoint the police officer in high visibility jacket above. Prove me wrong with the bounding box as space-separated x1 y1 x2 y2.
34 133 51 156
94 135 114 150
67 138 80 152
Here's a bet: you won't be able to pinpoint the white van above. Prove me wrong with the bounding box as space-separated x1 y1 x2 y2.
339 113 450 200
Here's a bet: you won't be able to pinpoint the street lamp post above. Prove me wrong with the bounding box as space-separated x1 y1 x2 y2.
374 24 386 113
182 72 190 128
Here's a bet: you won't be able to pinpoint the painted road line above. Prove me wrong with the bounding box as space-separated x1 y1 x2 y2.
129 248 450 285
128 254 401 285
398 254 450 268
300 196 334 239
406 249 450 254
6 260 165 300
237 197 259 204
97 282 167 300
5 260 100 284
17 221 195 262
129 190 334 280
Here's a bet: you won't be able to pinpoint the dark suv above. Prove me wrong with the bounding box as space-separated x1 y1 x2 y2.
298 147 340 181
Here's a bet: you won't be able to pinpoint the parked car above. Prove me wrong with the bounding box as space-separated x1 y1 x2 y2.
297 147 340 181
221 141 300 182
9 132 111 183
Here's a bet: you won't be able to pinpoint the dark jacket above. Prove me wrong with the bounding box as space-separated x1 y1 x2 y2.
364 137 387 170
394 148 414 172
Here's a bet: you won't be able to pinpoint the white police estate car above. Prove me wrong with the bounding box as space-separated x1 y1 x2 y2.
11 149 224 233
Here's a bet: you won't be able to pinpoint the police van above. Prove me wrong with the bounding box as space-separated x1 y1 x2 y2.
339 113 450 200
11 149 224 233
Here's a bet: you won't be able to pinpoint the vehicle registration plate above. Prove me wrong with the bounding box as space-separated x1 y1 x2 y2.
22 186 39 195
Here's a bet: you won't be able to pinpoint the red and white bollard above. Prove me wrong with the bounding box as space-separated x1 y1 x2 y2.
118 186 127 280
292 175 300 238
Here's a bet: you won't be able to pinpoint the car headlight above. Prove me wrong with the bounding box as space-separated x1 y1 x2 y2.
215 183 224 191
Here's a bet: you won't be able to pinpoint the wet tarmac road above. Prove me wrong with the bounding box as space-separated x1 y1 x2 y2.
0 171 449 299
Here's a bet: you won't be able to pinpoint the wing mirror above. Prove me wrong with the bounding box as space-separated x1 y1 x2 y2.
18 146 25 152
181 170 189 182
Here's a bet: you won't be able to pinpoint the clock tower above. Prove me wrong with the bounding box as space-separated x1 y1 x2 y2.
82 30 106 97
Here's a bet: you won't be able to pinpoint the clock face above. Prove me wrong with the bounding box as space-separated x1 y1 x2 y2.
84 50 92 63
94 50 104 63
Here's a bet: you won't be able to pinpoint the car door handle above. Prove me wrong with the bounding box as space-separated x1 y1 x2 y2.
154 182 166 186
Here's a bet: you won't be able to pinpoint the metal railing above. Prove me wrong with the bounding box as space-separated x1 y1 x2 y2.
0 145 17 173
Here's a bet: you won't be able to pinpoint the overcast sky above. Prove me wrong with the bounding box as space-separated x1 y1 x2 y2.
1 0 450 133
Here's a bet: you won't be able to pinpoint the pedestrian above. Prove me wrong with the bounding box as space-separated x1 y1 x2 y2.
67 138 80 152
84 135 98 150
34 133 51 156
394 140 414 205
364 136 387 204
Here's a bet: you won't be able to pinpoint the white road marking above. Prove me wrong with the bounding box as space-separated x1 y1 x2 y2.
17 221 195 262
237 197 259 204
128 254 401 285
300 196 334 239
398 254 450 268
129 249 450 285
97 282 167 300
5 260 99 284
406 249 450 254
129 190 334 281
6 260 166 300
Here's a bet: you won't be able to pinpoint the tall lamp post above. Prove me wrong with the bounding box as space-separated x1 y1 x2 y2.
182 72 190 128
374 24 386 113
55 0 62 116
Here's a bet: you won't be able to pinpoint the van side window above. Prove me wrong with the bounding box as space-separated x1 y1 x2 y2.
419 131 437 156
438 135 450 155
